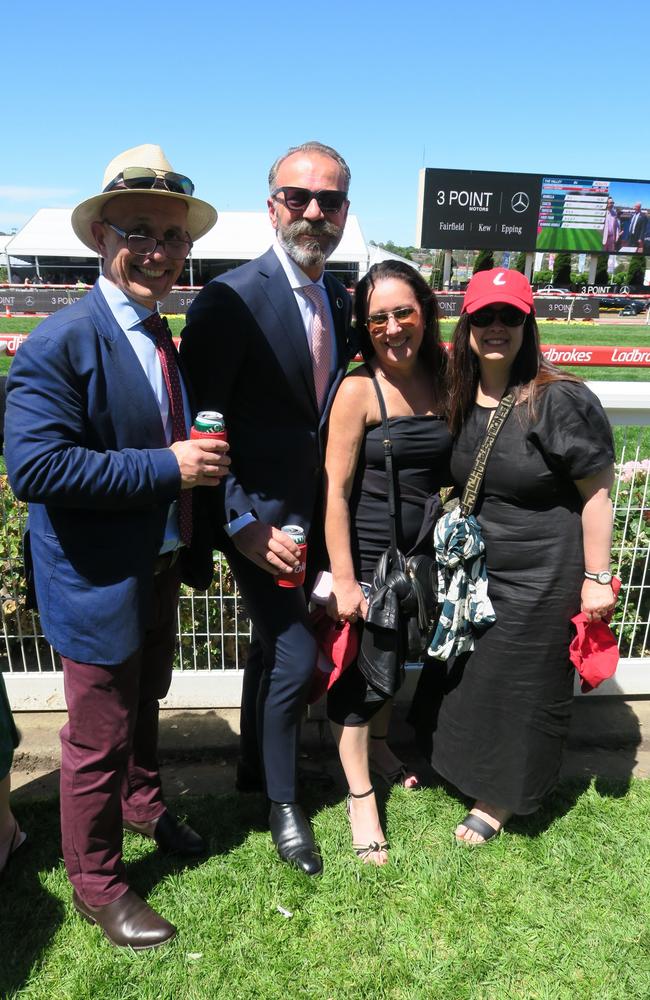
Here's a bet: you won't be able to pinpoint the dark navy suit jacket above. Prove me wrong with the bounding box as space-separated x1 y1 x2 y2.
180 247 355 547
4 282 211 665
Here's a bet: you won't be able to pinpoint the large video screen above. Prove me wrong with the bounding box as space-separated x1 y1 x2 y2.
536 177 650 254
417 168 650 254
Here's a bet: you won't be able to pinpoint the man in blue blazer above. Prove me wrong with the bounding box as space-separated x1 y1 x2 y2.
181 141 355 876
4 144 229 949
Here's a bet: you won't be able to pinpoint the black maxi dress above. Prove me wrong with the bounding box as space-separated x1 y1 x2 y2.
411 381 614 814
327 415 452 725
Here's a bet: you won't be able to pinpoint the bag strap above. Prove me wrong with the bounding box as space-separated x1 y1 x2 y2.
369 370 400 558
460 393 514 517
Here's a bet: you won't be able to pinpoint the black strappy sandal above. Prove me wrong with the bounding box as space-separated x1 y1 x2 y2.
346 787 388 862
369 735 422 790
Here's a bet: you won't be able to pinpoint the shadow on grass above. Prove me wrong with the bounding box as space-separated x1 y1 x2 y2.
0 799 65 999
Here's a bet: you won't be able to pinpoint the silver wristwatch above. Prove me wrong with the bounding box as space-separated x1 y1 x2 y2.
584 570 613 585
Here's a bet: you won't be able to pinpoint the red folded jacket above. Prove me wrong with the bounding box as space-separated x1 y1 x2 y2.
308 607 359 705
569 577 621 693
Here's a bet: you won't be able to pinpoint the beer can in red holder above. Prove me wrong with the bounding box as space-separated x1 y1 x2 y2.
276 524 307 588
190 410 227 442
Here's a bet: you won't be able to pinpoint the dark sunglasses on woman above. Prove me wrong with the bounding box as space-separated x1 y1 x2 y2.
469 305 527 328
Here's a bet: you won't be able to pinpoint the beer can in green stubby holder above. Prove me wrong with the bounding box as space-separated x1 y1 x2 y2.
276 524 307 588
190 410 227 442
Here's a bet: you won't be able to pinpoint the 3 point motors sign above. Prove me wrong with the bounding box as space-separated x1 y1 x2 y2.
417 168 541 251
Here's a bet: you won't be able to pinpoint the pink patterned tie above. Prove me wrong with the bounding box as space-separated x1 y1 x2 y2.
143 311 193 547
303 284 332 411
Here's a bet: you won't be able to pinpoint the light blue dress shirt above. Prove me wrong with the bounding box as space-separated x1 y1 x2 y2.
98 275 191 553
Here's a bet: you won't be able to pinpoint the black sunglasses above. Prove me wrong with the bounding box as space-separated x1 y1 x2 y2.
469 305 527 328
104 167 195 197
271 186 348 213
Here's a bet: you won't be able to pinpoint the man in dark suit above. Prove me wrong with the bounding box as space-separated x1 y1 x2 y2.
4 144 229 949
626 203 648 250
181 141 355 876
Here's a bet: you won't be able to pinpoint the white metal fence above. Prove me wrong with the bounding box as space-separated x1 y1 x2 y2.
2 382 649 708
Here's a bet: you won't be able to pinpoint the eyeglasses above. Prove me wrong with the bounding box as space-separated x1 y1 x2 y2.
271 186 348 214
469 305 526 328
103 167 195 197
102 222 193 259
366 306 418 333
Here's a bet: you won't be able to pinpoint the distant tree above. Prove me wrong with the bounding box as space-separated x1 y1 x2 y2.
473 249 494 273
380 241 414 260
594 253 610 285
430 251 445 291
627 254 646 287
513 252 527 274
553 252 572 287
0 266 7 283
533 269 553 286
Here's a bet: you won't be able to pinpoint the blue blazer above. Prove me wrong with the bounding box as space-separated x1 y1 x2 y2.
4 282 210 665
180 248 355 544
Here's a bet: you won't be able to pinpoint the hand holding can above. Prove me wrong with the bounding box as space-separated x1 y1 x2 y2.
276 524 307 588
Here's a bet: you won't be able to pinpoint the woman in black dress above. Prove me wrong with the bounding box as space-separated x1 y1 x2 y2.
413 268 615 845
323 261 451 864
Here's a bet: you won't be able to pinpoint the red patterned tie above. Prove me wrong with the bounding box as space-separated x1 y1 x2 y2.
143 311 193 547
303 284 332 411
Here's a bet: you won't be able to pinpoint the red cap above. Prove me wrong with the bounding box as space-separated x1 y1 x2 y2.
462 268 535 315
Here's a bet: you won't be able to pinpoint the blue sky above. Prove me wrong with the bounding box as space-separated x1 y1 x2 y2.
2 0 649 247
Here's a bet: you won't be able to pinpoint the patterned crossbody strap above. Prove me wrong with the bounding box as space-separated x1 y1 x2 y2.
459 393 515 517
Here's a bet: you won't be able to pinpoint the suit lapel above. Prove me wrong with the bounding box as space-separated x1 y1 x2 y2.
321 274 353 422
87 284 168 447
258 251 319 418
324 272 352 375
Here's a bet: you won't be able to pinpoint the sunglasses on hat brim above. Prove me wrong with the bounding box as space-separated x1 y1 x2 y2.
103 167 195 197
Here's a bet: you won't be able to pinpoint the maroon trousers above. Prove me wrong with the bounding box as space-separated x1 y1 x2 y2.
59 568 180 907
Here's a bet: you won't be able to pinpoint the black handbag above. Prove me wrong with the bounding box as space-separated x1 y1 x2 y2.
357 373 439 698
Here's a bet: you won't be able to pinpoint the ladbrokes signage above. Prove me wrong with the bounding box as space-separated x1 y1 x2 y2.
417 168 542 251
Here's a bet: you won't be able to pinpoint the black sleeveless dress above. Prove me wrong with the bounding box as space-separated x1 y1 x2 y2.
410 381 614 813
327 415 452 726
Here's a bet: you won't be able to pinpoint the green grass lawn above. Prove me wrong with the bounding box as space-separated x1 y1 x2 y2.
1 779 649 999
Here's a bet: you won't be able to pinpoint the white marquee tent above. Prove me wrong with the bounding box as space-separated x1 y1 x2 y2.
4 208 374 282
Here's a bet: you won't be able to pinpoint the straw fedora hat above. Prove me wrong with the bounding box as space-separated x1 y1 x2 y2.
72 143 218 252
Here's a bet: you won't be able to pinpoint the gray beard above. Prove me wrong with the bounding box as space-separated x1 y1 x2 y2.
276 219 343 270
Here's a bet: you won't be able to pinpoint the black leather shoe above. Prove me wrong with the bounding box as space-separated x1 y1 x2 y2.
269 802 322 876
124 810 206 857
73 888 176 950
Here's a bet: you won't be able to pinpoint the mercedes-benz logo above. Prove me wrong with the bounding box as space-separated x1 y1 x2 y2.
511 191 530 213
25 296 35 308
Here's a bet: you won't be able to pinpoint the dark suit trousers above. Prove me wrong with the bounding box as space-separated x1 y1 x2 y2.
226 544 317 803
59 567 180 907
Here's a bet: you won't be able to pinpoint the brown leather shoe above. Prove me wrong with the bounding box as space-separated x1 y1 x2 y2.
124 810 206 857
72 888 176 950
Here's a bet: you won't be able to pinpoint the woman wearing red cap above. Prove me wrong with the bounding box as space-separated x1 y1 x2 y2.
412 268 615 844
